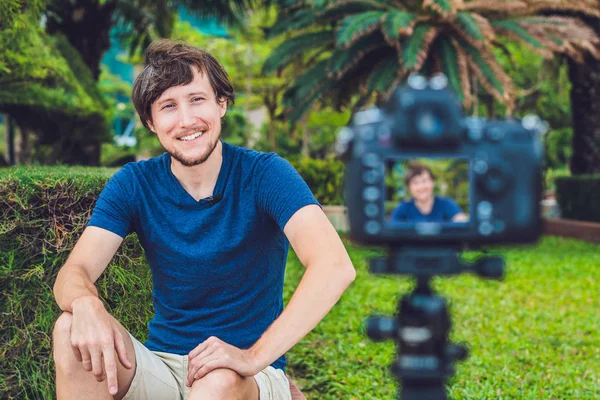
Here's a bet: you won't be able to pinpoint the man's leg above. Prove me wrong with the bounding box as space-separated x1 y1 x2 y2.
187 369 259 400
53 312 137 400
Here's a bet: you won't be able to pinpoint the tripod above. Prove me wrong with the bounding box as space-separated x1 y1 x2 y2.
366 247 504 400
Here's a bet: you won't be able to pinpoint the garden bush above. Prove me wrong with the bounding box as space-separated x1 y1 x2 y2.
0 167 151 399
289 157 345 205
555 175 600 222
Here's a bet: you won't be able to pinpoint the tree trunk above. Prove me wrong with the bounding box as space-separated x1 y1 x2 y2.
46 1 117 80
17 121 32 165
568 54 600 175
5 114 15 166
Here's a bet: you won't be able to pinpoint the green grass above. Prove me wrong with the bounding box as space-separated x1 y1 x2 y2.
283 236 600 399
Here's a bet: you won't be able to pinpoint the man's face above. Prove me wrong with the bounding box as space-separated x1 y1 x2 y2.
147 67 227 167
408 171 435 202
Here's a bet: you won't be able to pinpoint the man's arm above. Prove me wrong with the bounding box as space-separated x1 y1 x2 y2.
54 226 123 311
186 204 355 383
53 226 133 395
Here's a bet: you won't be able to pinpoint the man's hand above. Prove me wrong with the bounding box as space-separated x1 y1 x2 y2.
70 296 133 395
186 337 262 387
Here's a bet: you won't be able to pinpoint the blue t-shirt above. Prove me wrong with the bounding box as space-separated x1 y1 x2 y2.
390 196 462 223
88 142 319 371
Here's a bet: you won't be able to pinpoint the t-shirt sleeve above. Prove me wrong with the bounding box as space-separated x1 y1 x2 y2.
255 154 321 230
442 197 463 220
87 167 135 238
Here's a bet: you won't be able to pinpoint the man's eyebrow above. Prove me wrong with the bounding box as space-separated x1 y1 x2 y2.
188 91 209 97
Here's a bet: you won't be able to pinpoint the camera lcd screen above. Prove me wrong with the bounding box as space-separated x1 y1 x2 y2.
384 158 470 228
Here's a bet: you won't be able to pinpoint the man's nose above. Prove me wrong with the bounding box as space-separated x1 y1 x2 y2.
179 105 197 128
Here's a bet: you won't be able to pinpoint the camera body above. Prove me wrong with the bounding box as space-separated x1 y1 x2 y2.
339 76 545 247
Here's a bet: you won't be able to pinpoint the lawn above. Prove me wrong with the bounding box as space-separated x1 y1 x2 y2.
283 236 600 399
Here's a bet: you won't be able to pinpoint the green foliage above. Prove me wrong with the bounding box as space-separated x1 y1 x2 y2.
0 168 151 399
544 167 570 194
545 128 573 169
289 157 345 205
0 18 105 118
555 175 600 222
221 107 251 147
266 0 598 121
100 143 137 167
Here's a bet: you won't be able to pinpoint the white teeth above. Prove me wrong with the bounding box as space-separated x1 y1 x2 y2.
179 132 203 141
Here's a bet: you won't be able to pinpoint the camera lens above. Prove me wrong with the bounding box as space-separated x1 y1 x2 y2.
415 110 443 139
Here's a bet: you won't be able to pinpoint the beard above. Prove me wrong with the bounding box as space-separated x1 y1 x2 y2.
161 128 221 167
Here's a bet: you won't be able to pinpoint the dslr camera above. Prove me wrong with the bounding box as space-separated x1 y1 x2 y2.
337 74 545 400
338 74 545 248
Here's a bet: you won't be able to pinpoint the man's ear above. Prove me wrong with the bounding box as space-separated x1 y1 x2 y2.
218 98 227 118
146 120 156 133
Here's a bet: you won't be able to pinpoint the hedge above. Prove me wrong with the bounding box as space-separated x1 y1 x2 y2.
0 167 152 399
289 157 345 206
555 175 600 222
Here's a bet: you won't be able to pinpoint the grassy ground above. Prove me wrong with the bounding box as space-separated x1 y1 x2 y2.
283 236 600 399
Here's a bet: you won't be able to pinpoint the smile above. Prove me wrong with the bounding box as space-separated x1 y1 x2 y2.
178 131 204 141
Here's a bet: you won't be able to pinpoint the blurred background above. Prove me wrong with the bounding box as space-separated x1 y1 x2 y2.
1 0 599 210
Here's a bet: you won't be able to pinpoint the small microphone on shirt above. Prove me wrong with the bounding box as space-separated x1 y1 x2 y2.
208 193 223 206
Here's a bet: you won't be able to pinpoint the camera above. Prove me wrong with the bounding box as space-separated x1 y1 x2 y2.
337 75 546 399
338 74 545 247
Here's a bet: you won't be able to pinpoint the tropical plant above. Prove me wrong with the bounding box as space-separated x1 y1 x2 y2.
264 0 600 121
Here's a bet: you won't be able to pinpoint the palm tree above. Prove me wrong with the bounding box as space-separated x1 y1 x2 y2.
46 0 266 80
264 0 599 121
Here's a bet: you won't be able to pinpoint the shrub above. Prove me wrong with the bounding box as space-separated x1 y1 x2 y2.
289 157 345 205
0 167 152 399
555 175 600 222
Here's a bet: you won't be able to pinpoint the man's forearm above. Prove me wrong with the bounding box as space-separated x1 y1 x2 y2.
249 261 355 369
54 265 100 312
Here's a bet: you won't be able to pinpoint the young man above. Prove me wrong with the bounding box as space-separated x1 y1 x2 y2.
390 164 468 223
52 39 355 400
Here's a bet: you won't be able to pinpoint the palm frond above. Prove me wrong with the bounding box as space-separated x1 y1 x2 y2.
381 9 417 46
402 24 436 70
437 38 463 101
337 11 385 48
511 16 600 60
452 38 473 109
283 60 330 107
524 0 600 19
266 8 316 38
365 55 402 93
316 2 381 20
492 20 546 52
455 12 485 42
315 0 397 13
423 0 454 16
262 31 333 74
460 0 528 13
328 32 386 78
470 13 496 42
460 39 515 109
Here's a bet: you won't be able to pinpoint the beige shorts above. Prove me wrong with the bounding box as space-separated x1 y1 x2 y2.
123 334 292 400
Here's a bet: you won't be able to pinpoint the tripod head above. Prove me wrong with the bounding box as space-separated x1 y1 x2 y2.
365 247 504 400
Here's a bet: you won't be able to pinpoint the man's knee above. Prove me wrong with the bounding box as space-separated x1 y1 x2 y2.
53 312 77 373
189 368 245 398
